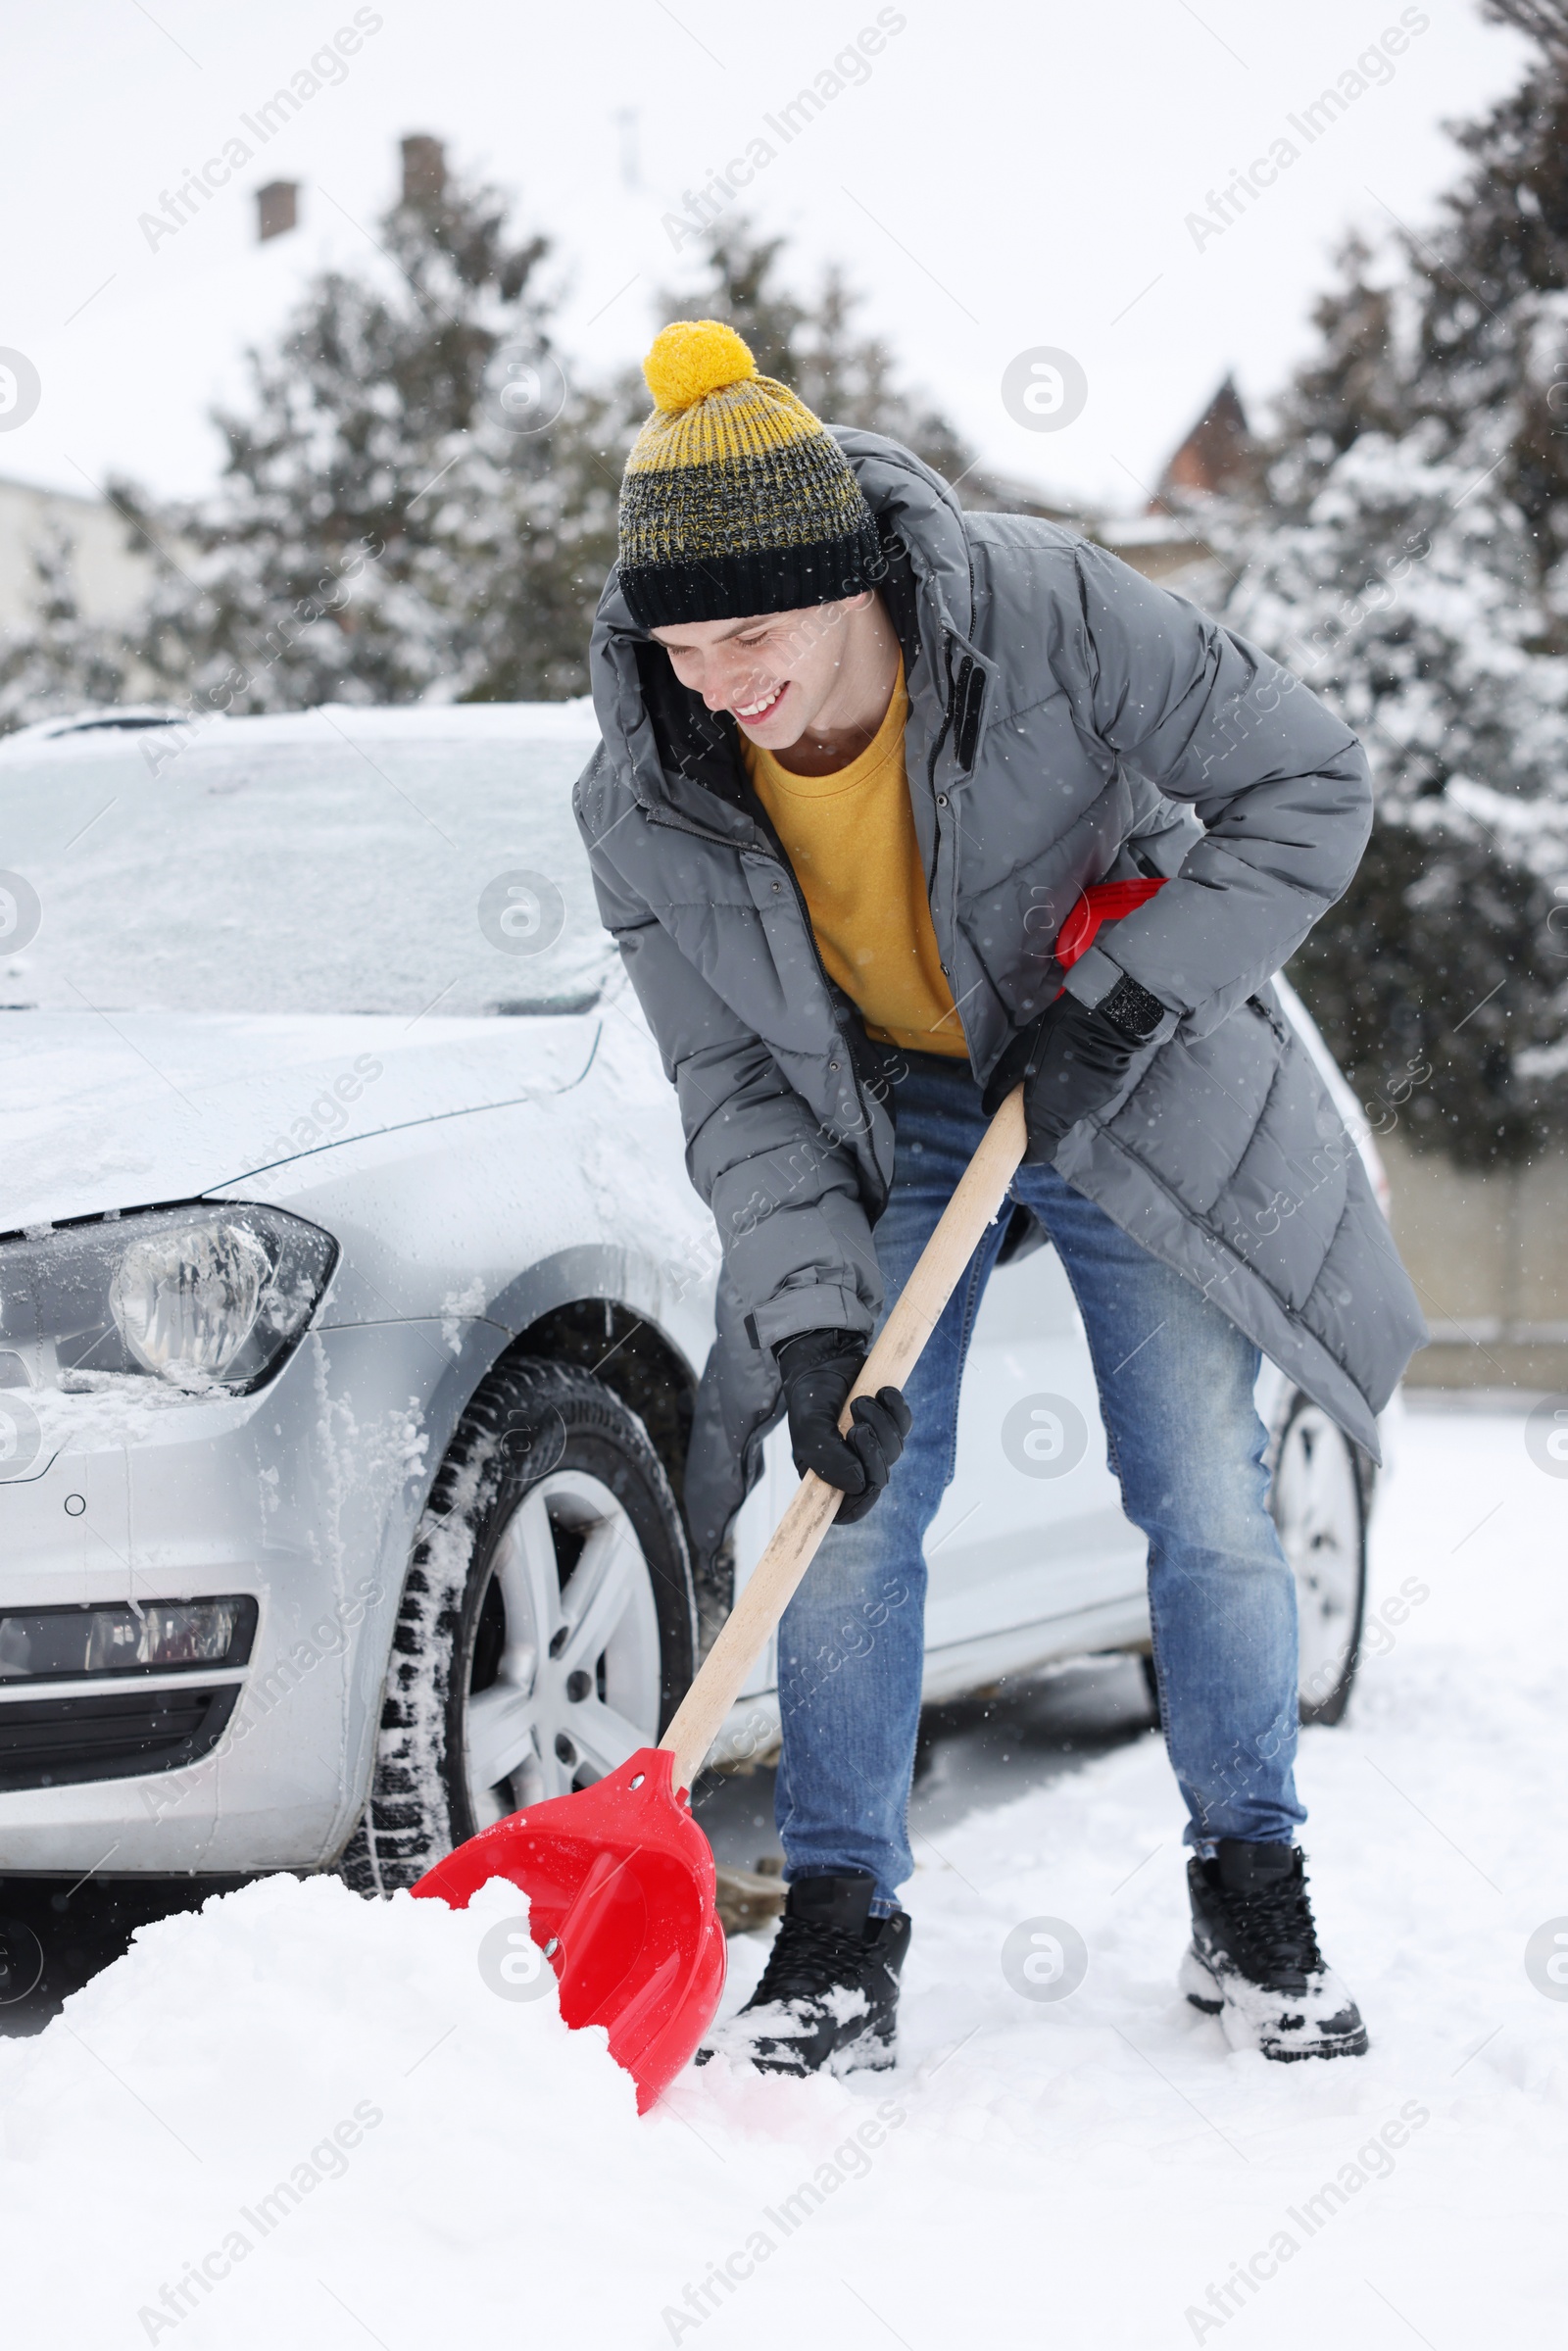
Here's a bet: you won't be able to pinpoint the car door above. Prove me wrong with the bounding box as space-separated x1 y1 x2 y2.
922 1223 1147 1666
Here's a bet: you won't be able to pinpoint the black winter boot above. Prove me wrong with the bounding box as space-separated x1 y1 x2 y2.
1181 1840 1368 2061
698 1872 911 2077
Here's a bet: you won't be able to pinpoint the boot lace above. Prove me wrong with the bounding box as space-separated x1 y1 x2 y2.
752 1913 868 2008
1232 1872 1324 1982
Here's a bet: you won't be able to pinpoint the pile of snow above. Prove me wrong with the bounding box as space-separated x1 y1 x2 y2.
4 1407 1566 2348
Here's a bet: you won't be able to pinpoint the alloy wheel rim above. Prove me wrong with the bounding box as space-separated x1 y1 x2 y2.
461 1468 662 1827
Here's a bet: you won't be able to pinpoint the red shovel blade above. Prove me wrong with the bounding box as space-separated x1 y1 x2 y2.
1054 875 1167 974
411 1746 727 2112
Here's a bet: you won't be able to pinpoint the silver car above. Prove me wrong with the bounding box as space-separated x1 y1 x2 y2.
0 704 1384 1895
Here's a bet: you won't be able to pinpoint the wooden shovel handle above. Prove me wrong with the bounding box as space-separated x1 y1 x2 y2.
660 1085 1027 1792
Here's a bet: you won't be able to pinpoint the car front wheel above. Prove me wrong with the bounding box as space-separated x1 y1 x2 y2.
340 1357 697 1894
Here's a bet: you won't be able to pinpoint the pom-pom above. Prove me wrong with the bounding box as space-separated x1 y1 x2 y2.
642 319 758 414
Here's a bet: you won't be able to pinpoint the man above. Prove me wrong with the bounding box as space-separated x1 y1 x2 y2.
574 319 1425 2075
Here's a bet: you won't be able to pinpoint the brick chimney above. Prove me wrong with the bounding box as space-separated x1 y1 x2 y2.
256 180 298 242
401 135 446 205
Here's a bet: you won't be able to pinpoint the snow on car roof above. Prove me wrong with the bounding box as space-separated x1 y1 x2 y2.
0 696 603 764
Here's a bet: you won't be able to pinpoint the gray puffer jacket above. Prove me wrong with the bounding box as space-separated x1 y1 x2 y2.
574 430 1426 1569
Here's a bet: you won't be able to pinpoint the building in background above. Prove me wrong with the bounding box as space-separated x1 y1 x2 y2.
1097 375 1253 605
0 476 152 636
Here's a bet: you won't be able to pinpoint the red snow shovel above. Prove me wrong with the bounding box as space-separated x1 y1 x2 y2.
412 879 1165 2109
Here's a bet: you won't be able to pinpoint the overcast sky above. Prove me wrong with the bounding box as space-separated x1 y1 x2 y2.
1 0 1535 517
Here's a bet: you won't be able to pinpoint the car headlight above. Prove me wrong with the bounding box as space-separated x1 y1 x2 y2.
0 1203 336 1395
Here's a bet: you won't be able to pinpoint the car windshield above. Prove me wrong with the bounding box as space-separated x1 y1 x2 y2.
0 710 613 1016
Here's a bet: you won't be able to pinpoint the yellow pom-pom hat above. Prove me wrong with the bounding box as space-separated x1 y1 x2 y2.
616 319 881 629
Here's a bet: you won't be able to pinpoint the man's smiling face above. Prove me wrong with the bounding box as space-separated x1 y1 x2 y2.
648 594 874 753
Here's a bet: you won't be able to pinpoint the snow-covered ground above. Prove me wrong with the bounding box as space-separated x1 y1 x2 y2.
5 1404 1565 2349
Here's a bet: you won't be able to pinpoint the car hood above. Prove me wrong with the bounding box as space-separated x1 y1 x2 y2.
0 1009 603 1231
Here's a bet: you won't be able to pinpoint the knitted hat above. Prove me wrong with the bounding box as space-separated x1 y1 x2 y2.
616 319 882 630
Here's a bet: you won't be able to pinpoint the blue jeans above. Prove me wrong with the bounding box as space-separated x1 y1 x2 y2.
774 1053 1304 1913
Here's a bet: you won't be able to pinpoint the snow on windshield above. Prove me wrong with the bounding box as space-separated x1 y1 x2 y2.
0 717 614 1015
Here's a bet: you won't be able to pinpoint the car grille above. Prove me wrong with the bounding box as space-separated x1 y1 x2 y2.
0 1684 240 1791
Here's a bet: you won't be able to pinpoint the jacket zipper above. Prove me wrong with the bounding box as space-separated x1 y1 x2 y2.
923 636 970 989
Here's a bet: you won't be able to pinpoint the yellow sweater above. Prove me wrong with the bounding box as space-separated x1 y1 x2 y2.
742 662 967 1058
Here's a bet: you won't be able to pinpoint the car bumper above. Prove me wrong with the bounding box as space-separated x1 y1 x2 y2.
0 1320 479 1875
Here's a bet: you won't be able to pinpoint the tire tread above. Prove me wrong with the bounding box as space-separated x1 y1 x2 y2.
339 1355 694 1896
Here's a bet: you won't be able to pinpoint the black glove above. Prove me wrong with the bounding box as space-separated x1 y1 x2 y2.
773 1329 911 1524
1022 974 1166 1164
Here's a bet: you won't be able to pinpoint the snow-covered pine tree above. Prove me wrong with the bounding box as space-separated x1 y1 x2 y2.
116 143 630 713
1221 0 1568 1165
0 525 132 733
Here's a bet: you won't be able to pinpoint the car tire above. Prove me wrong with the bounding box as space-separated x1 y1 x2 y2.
339 1356 697 1895
1269 1390 1370 1729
